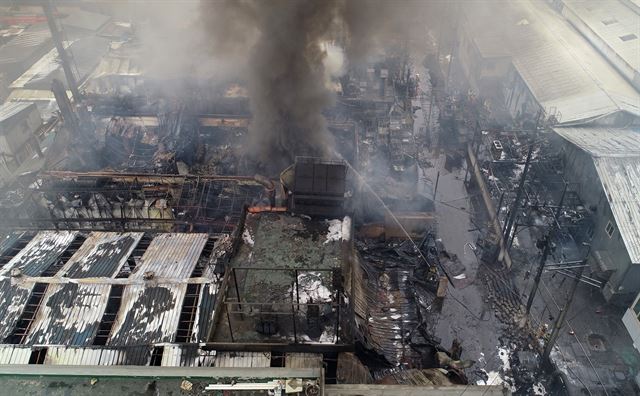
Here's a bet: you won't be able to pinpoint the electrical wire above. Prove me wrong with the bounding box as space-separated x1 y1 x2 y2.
540 279 609 396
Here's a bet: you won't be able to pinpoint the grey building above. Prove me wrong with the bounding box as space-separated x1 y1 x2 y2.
559 0 640 91
555 126 640 304
455 0 640 125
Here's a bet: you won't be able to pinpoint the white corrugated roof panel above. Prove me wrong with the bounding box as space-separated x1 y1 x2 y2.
8 346 31 364
131 233 207 280
45 347 103 365
594 156 640 263
553 127 640 157
213 351 271 368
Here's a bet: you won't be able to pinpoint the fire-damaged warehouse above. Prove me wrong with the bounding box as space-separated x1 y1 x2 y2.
0 0 640 395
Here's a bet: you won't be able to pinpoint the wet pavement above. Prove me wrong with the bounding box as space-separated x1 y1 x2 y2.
510 228 640 395
406 32 640 391
412 61 511 386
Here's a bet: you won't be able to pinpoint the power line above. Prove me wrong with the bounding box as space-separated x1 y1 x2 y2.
540 279 609 396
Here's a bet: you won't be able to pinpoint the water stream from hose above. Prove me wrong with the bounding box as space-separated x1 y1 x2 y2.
341 159 433 268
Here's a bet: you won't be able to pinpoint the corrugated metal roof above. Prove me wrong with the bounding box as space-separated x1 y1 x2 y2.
213 351 271 368
0 280 34 341
563 0 639 73
43 345 151 365
131 233 208 280
24 283 111 346
0 231 76 277
60 232 143 278
45 346 103 365
97 345 150 365
11 36 111 90
286 353 323 368
107 284 187 346
161 344 216 367
92 56 143 78
594 157 640 264
463 0 640 124
0 345 31 364
0 23 50 66
554 127 640 157
0 101 35 128
194 282 218 342
160 346 275 368
0 232 26 258
7 89 69 102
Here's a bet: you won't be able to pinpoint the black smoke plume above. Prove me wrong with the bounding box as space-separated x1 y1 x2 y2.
200 0 424 170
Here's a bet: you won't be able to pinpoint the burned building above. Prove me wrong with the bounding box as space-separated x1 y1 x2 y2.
0 230 221 363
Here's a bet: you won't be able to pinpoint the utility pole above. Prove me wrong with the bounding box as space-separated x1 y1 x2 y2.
502 144 534 250
543 258 586 361
42 0 81 101
525 183 567 316
464 122 481 184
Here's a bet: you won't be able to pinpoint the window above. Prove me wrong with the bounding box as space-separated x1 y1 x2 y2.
601 17 618 26
620 34 637 42
605 221 615 238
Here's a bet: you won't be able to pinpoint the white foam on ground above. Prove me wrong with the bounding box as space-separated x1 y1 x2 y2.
325 219 343 244
242 228 254 246
533 382 547 395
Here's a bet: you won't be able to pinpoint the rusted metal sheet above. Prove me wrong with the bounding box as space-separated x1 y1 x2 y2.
60 232 143 278
107 284 187 346
25 283 111 346
0 231 76 276
131 233 208 280
0 280 34 340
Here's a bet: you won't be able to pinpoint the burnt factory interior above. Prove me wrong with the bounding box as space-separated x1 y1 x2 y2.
0 0 638 395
